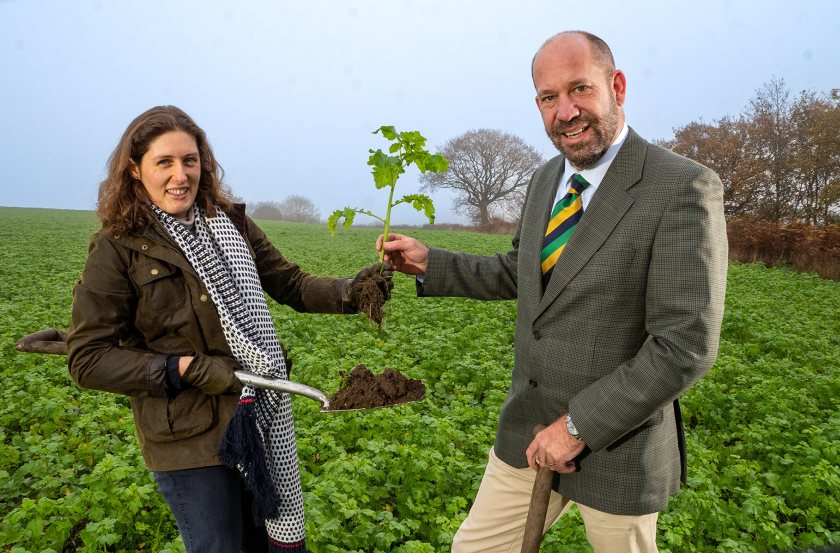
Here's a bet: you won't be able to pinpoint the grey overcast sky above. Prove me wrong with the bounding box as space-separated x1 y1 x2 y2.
1 0 837 224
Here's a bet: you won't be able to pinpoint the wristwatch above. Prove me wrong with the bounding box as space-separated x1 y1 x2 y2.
565 413 583 441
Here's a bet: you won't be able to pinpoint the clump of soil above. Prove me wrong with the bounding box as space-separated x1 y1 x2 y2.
347 271 390 327
327 365 425 411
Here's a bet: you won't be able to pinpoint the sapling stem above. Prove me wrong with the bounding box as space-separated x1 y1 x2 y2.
381 182 397 263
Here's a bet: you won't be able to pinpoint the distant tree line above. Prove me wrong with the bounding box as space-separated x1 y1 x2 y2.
247 195 321 224
236 79 838 233
661 78 840 226
418 81 839 230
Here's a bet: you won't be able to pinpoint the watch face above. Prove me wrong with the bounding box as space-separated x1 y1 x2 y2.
566 416 581 439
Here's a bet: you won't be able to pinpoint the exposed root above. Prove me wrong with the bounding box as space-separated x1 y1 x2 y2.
348 272 388 328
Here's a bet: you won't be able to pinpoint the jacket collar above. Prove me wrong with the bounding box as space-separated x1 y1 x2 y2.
115 216 200 277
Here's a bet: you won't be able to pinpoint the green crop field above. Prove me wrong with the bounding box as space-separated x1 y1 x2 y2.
1 207 838 552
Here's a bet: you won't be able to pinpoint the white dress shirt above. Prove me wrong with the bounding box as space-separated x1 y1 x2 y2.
553 123 629 211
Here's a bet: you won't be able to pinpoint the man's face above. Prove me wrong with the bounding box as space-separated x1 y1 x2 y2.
533 35 626 169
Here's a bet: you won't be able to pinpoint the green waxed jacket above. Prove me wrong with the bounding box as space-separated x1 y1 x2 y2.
68 205 347 471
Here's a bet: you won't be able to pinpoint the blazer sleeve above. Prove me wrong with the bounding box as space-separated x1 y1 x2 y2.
417 193 536 301
418 244 519 301
569 163 729 452
415 157 558 301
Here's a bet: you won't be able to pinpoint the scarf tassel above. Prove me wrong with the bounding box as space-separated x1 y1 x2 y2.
219 396 282 522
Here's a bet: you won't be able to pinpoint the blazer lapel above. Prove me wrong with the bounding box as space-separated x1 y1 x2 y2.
520 156 565 311
534 129 647 322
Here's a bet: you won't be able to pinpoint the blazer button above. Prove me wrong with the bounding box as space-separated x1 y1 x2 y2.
150 268 159 276
529 379 538 388
533 329 541 340
200 294 208 302
141 244 149 251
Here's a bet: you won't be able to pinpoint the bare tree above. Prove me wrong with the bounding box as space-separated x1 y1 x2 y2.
279 195 321 224
251 201 283 220
419 129 544 226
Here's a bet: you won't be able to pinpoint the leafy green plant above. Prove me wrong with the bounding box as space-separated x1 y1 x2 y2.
328 126 448 262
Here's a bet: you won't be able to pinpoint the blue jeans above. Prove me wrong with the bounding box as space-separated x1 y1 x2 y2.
153 465 268 553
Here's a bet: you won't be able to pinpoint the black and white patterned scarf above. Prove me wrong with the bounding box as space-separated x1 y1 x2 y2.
150 203 306 552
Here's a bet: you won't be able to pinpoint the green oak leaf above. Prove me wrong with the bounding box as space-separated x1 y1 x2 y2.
327 208 356 235
368 149 403 189
328 207 385 234
394 194 436 224
375 125 397 141
430 153 449 172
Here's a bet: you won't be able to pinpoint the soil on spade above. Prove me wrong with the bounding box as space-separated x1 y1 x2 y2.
327 365 425 410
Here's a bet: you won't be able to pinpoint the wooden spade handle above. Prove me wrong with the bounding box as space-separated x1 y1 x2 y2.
521 425 553 553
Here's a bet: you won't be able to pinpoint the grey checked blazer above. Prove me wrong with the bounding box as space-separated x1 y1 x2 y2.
419 128 728 515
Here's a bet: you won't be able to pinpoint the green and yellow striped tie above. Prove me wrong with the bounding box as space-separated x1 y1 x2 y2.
540 173 590 286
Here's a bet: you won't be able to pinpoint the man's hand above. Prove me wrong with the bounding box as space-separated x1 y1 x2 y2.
376 233 430 276
525 415 586 473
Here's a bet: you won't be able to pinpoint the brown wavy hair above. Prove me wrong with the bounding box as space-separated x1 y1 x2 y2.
97 105 232 236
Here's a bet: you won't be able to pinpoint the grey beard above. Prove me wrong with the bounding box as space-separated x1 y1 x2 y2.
548 106 619 169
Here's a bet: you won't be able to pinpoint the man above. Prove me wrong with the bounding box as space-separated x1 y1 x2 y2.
379 31 728 552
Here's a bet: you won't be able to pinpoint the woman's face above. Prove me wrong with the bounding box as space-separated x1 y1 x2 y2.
130 130 201 218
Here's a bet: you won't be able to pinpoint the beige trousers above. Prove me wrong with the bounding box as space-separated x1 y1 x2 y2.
452 449 659 553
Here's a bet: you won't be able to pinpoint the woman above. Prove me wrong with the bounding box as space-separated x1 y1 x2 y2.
67 105 390 553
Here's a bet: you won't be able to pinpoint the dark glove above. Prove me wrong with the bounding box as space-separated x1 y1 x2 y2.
181 354 243 395
342 261 394 310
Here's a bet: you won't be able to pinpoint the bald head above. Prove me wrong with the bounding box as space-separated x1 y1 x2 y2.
530 30 626 168
532 31 616 85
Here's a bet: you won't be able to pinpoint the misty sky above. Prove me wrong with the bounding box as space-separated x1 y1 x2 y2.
1 0 837 224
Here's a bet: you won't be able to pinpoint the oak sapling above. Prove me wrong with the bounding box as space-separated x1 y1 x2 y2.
328 125 448 325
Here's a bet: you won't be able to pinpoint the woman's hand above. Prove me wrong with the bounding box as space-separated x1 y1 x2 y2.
178 356 193 376
180 354 243 395
341 261 394 315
